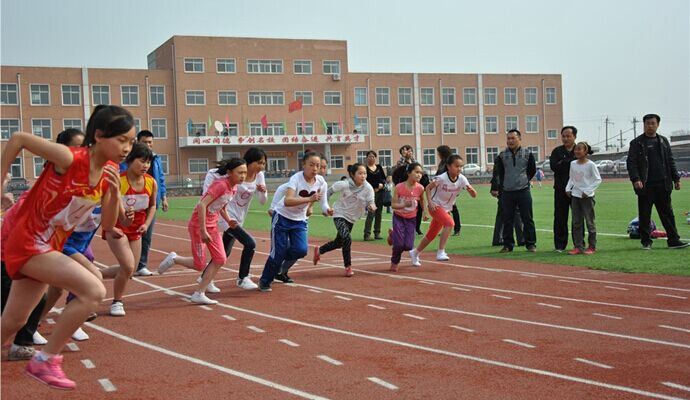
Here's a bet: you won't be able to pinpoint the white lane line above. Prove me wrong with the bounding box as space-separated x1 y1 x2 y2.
66 343 80 352
367 304 386 310
200 306 213 311
656 294 687 300
181 298 192 303
605 286 629 291
537 303 563 309
308 289 323 294
419 280 435 285
317 355 343 366
164 290 176 296
574 358 613 369
98 378 117 392
503 339 535 349
659 325 690 334
592 313 623 320
403 313 426 320
492 294 512 300
247 326 266 333
521 274 538 278
368 377 398 390
558 279 580 284
46 318 56 325
81 359 95 369
451 287 471 292
334 295 352 301
279 339 300 347
662 382 690 393
450 325 475 333
222 315 236 321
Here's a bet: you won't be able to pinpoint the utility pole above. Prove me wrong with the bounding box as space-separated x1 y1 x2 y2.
618 129 624 149
631 117 638 137
604 116 614 151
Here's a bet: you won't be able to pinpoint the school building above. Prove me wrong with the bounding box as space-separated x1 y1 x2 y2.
1 35 563 185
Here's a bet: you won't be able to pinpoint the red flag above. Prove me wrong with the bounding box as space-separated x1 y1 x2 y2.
288 97 303 113
260 114 268 129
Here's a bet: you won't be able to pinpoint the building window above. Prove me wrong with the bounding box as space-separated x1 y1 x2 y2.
222 123 239 137
61 85 80 106
267 158 288 173
547 129 558 139
185 90 205 105
247 59 283 74
248 91 284 105
32 119 51 139
505 116 518 131
322 60 340 74
63 119 82 130
293 60 312 74
188 158 209 174
158 154 169 174
325 122 342 135
464 116 478 134
216 58 236 73
151 119 167 138
354 116 368 135
92 85 110 105
33 156 45 178
422 148 436 170
546 87 557 104
150 85 165 106
190 123 207 136
354 87 367 106
134 119 141 133
527 146 540 162
324 91 341 105
442 87 455 105
250 122 284 136
421 116 435 135
420 87 434 106
465 147 479 164
293 91 313 106
121 85 139 106
1 84 18 105
10 157 23 178
356 150 368 165
218 90 237 105
378 149 392 168
483 87 496 105
463 87 476 105
525 87 537 105
376 117 391 136
504 87 518 105
1 119 20 140
184 58 204 73
399 117 413 135
30 84 50 105
398 87 412 106
486 147 500 164
485 116 498 134
375 88 390 106
442 116 456 134
526 115 539 133
330 155 344 169
296 122 314 135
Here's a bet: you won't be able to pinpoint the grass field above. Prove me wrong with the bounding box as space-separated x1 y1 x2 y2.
164 180 690 276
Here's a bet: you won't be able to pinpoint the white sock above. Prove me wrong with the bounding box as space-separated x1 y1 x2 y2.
35 350 56 362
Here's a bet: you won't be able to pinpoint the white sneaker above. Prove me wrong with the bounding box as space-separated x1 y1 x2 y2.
33 331 48 345
157 252 177 275
71 327 90 341
436 250 450 261
190 292 218 305
135 267 153 276
237 277 259 290
196 276 221 293
110 301 126 317
409 249 422 267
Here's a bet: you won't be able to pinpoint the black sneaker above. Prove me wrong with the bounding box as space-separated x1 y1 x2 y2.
85 312 98 322
641 243 652 250
499 247 513 253
668 241 690 249
374 235 383 240
258 281 272 292
275 273 294 283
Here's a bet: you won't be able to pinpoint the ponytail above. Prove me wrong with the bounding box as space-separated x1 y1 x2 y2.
216 157 247 176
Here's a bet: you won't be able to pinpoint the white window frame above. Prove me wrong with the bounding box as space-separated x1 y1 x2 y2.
330 155 345 170
121 85 140 106
1 119 20 140
188 158 209 174
465 147 479 164
524 87 538 105
376 117 391 136
422 148 436 170
1 83 18 105
398 87 412 106
354 87 368 106
158 154 169 175
527 146 540 162
504 87 518 105
248 91 284 105
92 84 110 106
442 87 456 106
486 147 500 164
485 116 498 134
420 87 434 106
547 129 558 139
33 156 45 178
63 119 82 130
505 115 519 132
442 116 456 135
354 116 369 135
185 90 206 106
61 84 81 106
190 123 207 136
184 57 204 73
218 90 237 106
375 87 390 106
377 149 392 168
149 85 166 106
322 60 341 75
31 118 52 139
247 59 284 74
421 116 435 135
216 58 236 74
483 87 497 106
323 91 342 105
151 118 167 139
296 122 314 135
10 157 23 178
293 59 312 74
525 115 539 133
294 91 313 106
463 87 477 105
546 87 557 104
30 84 50 106
463 116 478 135
267 157 288 173
399 116 413 136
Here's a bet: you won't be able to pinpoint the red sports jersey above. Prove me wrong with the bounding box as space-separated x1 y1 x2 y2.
116 172 155 240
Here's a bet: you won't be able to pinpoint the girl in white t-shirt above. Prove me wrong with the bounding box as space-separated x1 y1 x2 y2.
565 142 602 255
409 155 477 266
313 163 375 277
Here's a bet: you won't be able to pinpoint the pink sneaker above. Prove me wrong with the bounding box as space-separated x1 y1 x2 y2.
568 248 583 255
584 247 596 255
344 267 354 277
25 355 76 390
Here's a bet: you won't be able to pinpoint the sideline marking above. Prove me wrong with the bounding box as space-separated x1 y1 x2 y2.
200 306 213 311
662 382 690 393
66 343 80 352
334 295 352 301
309 289 323 294
317 355 343 366
503 339 535 349
247 326 266 333
593 313 623 320
403 313 426 320
368 377 398 390
559 279 580 284
537 303 562 309
574 358 613 369
98 378 117 392
492 295 512 300
279 339 300 347
367 304 386 310
521 274 538 278
605 286 629 291
450 325 475 333
451 287 471 292
658 325 690 334
222 315 237 321
656 294 687 300
81 359 95 369
419 280 435 285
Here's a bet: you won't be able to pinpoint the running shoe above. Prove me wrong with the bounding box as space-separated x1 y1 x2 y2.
71 327 89 341
409 249 422 267
190 292 218 305
25 355 76 390
236 277 258 290
157 252 177 275
344 267 354 277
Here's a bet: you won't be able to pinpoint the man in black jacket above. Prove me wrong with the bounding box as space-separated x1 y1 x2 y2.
627 114 688 250
549 126 577 252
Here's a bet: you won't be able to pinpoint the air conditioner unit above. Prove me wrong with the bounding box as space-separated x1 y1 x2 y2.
332 73 341 81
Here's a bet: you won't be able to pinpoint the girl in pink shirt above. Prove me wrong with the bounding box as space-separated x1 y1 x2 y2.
387 163 427 272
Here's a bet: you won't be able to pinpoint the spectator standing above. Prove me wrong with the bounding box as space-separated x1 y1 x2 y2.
549 126 577 252
363 151 386 240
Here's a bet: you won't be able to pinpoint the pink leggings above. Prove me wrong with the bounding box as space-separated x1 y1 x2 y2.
424 207 455 242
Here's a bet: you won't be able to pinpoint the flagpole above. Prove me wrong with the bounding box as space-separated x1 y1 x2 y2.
301 107 305 153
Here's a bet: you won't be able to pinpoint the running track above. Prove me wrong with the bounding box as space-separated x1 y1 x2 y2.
2 219 689 399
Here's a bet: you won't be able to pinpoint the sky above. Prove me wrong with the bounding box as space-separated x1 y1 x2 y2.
2 0 688 150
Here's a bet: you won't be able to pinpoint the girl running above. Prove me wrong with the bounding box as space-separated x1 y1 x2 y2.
198 147 267 291
258 152 332 291
565 142 602 255
157 158 246 305
100 143 157 316
313 163 375 277
409 155 477 266
0 105 133 390
388 163 427 272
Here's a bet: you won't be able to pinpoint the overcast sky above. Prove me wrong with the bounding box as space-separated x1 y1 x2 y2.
2 0 688 149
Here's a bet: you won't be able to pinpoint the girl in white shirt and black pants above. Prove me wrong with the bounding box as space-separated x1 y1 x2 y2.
565 142 602 255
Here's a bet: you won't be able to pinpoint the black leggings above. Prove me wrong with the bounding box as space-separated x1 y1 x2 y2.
319 217 354 267
1 262 46 346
